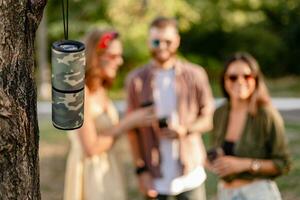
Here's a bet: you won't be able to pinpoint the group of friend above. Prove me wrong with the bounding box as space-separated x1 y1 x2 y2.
63 16 291 200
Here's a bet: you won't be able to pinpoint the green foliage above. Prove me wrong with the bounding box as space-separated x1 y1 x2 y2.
181 0 300 77
46 0 109 41
45 0 300 90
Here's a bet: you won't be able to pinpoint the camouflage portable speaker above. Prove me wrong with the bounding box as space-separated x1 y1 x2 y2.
51 40 85 130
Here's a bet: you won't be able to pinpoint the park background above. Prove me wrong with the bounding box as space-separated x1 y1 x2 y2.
36 0 300 199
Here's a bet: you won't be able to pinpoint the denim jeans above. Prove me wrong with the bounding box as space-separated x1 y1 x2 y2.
146 183 206 200
218 180 282 200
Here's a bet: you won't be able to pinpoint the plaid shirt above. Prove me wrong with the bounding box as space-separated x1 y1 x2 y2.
126 59 214 177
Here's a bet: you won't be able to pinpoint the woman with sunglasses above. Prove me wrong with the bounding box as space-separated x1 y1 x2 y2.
63 29 156 200
207 52 291 200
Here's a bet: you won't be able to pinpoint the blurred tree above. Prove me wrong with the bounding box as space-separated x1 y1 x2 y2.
0 0 46 199
181 0 300 77
45 0 201 89
44 0 300 92
262 0 300 75
107 0 201 88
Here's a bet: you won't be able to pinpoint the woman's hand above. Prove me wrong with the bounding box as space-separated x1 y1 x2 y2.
125 107 156 130
211 156 251 177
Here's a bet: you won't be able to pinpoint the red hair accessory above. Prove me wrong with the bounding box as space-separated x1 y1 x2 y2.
97 32 119 50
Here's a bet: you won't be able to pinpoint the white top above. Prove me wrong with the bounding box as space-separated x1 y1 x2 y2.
153 68 206 195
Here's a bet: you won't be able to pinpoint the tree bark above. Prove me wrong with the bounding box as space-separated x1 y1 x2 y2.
0 0 47 199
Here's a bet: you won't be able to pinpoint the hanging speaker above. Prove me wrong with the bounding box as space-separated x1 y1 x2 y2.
51 40 85 130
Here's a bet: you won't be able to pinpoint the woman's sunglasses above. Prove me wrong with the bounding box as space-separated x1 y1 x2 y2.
226 74 254 82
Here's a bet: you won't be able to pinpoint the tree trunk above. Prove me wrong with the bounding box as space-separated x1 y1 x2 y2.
0 0 46 199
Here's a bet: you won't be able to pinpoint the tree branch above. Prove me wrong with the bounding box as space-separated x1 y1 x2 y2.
30 0 47 12
29 0 47 28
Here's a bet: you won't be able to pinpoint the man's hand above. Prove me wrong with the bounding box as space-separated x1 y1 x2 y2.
158 123 187 139
137 172 158 198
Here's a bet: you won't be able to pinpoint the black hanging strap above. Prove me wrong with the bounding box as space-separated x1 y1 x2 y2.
61 0 69 40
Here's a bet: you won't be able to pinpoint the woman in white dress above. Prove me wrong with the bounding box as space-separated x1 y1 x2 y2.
64 29 155 200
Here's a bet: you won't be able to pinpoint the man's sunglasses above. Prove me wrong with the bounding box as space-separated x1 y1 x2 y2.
226 74 255 82
151 39 172 48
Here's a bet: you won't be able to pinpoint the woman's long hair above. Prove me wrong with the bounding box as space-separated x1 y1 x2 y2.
221 52 271 115
84 29 119 92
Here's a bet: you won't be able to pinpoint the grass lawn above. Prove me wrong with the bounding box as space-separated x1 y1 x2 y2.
38 74 300 200
266 76 300 97
39 114 300 200
276 122 300 199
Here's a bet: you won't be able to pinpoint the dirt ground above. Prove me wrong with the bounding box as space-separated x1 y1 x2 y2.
39 110 300 200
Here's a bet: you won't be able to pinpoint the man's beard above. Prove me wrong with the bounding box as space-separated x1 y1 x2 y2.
151 50 176 64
